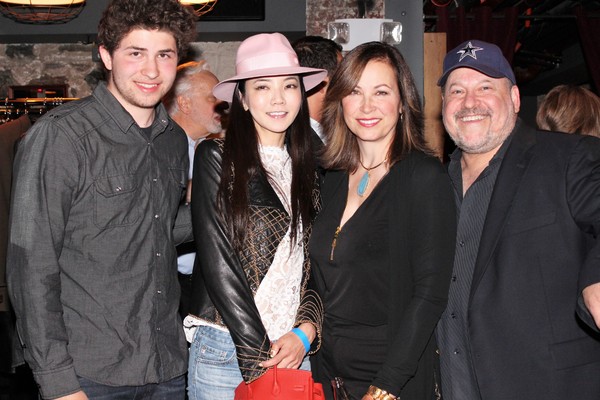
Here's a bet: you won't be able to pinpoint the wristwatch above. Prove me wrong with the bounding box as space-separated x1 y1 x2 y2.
367 385 398 400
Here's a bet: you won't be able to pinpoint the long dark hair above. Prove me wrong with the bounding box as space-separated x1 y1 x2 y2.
322 41 431 172
217 78 317 253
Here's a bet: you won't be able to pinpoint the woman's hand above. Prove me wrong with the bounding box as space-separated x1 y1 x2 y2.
260 323 316 369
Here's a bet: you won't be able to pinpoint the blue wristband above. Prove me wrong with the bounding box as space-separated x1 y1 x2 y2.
291 327 311 353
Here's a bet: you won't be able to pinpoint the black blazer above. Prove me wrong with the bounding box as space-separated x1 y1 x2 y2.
465 120 600 400
317 151 456 398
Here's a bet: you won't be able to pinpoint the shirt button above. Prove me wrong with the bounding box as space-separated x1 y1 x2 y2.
154 214 159 219
157 290 162 294
156 252 161 257
153 178 158 182
453 348 460 355
156 327 161 331
459 240 465 247
451 312 456 319
452 275 457 282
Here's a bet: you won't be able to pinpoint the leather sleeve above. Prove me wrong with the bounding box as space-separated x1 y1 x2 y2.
295 180 324 353
294 267 324 354
191 140 271 382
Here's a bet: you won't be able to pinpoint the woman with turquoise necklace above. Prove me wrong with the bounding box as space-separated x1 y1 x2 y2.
308 42 456 400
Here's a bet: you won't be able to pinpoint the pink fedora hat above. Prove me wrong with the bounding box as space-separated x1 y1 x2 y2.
213 32 327 102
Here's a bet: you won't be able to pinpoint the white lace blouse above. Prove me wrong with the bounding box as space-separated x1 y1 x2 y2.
254 145 304 341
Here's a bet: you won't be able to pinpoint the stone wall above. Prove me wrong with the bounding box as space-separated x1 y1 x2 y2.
306 0 384 36
0 43 100 99
0 41 240 100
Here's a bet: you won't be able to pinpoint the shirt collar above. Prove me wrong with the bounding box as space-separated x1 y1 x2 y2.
310 118 325 142
92 81 171 136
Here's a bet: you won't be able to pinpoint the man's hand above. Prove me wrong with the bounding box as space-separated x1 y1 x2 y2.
56 391 89 400
185 181 192 204
583 282 600 329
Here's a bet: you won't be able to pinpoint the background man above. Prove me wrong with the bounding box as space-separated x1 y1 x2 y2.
436 39 600 400
164 61 225 319
292 35 342 148
6 0 196 399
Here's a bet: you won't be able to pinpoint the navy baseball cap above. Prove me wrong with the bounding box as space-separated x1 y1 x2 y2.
437 39 516 86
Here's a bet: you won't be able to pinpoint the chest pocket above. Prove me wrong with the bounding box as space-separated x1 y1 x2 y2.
94 174 140 229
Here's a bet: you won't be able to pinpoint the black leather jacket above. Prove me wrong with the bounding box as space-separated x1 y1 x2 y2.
189 139 323 383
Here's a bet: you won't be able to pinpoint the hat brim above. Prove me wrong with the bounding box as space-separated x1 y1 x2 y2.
437 65 516 87
213 67 327 102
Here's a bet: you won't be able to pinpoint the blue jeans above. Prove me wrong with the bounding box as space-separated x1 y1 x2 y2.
188 325 311 400
77 374 185 400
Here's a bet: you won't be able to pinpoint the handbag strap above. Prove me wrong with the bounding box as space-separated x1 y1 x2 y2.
272 365 280 396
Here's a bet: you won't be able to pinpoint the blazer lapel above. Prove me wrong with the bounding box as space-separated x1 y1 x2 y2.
249 170 286 212
469 121 537 301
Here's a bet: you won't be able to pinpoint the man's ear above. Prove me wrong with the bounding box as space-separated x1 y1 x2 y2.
317 78 329 94
511 84 521 114
98 46 113 71
177 95 190 114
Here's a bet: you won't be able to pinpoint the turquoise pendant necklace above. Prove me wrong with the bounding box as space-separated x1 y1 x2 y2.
357 158 387 197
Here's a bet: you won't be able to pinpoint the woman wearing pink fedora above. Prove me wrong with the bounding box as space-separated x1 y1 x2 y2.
183 32 328 399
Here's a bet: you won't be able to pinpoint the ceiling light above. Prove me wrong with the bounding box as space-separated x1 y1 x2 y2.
328 18 402 52
179 0 217 17
0 0 85 24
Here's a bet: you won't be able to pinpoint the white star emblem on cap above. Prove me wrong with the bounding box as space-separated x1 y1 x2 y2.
457 41 484 61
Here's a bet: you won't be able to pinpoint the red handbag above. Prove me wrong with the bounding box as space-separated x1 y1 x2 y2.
234 366 325 400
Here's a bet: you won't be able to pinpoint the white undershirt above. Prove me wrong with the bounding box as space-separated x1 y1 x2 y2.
310 117 325 144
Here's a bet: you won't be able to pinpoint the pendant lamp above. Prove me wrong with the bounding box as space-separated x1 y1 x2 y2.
0 0 85 24
179 0 217 17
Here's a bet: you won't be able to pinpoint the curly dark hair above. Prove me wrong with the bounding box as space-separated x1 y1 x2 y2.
97 0 197 59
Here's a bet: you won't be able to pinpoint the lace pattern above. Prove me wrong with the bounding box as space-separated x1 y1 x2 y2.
254 145 304 340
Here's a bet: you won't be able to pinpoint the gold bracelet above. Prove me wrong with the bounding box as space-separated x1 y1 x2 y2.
367 385 398 400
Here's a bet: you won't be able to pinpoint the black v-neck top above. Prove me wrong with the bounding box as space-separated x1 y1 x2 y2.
309 172 391 325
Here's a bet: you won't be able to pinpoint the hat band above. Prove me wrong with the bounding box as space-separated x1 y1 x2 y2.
236 51 300 75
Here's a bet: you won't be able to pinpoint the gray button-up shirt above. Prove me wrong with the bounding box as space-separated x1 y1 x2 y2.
7 82 192 399
437 139 510 400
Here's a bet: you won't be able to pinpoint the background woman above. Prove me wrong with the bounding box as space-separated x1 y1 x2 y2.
185 33 327 400
536 84 600 137
309 42 456 400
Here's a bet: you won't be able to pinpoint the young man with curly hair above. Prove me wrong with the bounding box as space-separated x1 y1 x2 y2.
6 1 196 399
